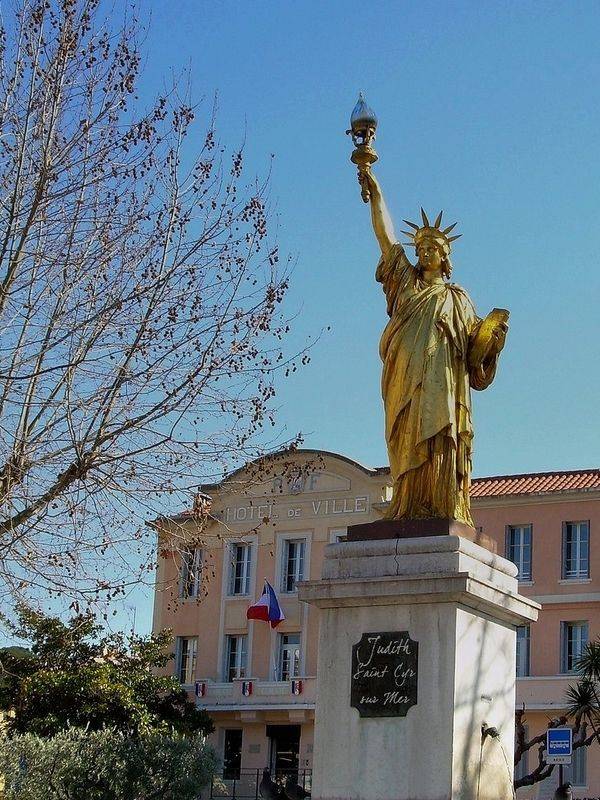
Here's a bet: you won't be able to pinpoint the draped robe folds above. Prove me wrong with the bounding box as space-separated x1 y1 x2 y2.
376 243 499 526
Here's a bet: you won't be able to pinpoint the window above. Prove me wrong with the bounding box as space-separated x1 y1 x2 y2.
516 626 530 677
223 729 242 780
225 634 247 682
179 546 202 599
562 522 590 579
176 636 197 684
561 622 588 673
228 543 252 595
506 525 532 581
278 633 301 681
282 539 306 592
564 745 586 786
514 725 528 782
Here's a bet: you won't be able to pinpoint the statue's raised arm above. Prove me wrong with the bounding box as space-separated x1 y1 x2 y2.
358 169 396 259
346 93 396 260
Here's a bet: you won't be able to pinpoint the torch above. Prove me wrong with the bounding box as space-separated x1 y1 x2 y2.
346 93 378 203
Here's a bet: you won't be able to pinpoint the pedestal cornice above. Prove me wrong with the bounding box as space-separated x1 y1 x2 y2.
299 570 539 626
298 534 540 626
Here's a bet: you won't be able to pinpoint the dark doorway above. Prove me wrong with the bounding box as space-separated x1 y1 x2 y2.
223 729 243 779
266 724 300 777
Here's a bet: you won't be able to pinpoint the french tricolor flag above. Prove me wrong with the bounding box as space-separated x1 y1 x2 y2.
246 580 285 628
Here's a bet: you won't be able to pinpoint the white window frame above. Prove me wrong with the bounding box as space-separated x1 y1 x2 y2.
274 532 311 597
278 632 301 681
275 531 311 595
561 621 588 673
228 542 252 596
505 524 532 581
283 539 305 592
175 636 197 685
516 625 530 677
562 521 590 580
224 634 247 682
179 546 202 599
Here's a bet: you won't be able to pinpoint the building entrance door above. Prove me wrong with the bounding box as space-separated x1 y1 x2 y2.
266 724 300 777
223 729 242 779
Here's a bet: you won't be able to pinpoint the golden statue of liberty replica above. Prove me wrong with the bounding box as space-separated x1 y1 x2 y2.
347 95 508 527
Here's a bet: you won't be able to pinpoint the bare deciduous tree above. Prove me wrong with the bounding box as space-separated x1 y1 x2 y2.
0 0 304 605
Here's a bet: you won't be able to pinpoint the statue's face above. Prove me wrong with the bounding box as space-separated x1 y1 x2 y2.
416 240 443 276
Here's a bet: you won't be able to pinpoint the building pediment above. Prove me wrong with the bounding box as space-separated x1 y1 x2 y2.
208 449 388 498
202 449 391 528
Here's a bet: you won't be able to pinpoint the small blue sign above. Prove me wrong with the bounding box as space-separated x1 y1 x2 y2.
547 728 572 758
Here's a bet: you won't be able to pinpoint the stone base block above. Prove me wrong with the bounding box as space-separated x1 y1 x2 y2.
347 517 497 553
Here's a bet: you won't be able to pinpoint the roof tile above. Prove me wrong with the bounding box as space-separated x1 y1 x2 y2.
471 468 600 498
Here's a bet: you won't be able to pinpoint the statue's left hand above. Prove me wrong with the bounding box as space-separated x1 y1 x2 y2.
490 321 508 354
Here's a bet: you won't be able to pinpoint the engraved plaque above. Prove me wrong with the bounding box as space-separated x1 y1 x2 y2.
351 631 418 718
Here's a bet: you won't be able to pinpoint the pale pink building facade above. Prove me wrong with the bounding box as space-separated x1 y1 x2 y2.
152 451 600 797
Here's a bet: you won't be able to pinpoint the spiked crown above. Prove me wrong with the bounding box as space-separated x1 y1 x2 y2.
401 209 462 257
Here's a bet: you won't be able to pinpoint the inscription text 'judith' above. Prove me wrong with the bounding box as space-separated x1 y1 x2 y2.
351 631 418 718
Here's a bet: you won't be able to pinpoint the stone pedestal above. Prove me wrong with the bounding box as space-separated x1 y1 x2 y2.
298 534 540 800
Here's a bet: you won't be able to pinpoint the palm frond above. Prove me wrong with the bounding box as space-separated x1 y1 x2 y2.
575 641 600 681
565 680 600 720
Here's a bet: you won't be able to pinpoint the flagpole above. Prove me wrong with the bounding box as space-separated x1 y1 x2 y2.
271 623 277 681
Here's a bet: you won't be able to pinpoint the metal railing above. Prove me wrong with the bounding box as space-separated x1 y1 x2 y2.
210 769 312 800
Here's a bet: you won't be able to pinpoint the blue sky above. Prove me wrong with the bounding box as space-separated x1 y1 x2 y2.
141 0 599 474
119 1 599 633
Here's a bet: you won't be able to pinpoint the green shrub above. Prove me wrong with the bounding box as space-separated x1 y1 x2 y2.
0 728 218 800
